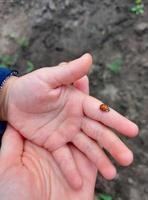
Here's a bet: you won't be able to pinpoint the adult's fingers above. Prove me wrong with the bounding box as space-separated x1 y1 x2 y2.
70 144 97 199
82 117 134 166
0 125 23 167
70 144 97 180
72 132 116 180
52 144 82 189
74 76 89 94
83 96 139 137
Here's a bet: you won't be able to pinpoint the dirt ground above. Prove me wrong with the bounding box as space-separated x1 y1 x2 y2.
0 0 148 199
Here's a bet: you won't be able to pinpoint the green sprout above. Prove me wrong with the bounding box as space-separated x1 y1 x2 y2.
0 34 33 71
97 193 112 200
26 60 35 73
0 54 18 67
9 33 29 49
131 0 144 15
0 55 35 73
135 0 142 4
17 37 29 49
107 58 123 74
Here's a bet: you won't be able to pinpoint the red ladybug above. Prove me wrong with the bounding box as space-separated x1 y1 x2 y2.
100 104 110 112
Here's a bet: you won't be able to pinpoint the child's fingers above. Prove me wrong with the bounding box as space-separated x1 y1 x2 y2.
83 96 139 137
52 144 82 189
74 76 89 94
58 62 68 66
82 117 133 166
38 53 92 88
59 61 89 94
72 132 117 180
70 144 97 189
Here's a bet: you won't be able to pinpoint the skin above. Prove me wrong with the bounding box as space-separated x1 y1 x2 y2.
1 54 139 189
0 126 97 200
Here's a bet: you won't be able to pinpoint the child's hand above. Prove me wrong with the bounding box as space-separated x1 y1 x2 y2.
4 54 138 188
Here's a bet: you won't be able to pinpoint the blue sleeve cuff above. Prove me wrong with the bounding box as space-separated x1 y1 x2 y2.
0 67 17 145
0 67 18 88
0 121 7 135
0 122 7 146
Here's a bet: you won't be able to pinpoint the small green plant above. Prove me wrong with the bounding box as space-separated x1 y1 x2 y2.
0 54 34 73
17 37 29 49
96 193 112 200
0 54 18 67
9 33 29 49
107 58 123 74
26 60 35 73
0 34 34 72
131 0 144 15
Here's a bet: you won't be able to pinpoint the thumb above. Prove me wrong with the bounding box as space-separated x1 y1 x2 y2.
38 53 92 88
0 125 23 167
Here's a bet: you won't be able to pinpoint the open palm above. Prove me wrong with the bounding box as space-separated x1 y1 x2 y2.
0 126 97 200
8 72 86 151
6 54 92 149
5 54 138 188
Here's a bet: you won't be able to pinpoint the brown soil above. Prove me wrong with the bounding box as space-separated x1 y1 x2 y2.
0 1 148 199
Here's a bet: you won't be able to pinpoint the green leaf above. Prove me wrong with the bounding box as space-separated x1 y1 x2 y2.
135 0 142 4
26 60 35 73
107 58 123 74
8 33 29 49
0 54 18 67
131 4 144 15
0 64 7 68
97 193 112 200
16 37 29 49
131 7 137 12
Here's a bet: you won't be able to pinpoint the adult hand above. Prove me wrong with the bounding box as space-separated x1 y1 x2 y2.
2 54 138 187
0 126 97 200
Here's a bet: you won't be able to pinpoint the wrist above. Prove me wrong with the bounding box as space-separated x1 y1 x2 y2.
0 77 18 121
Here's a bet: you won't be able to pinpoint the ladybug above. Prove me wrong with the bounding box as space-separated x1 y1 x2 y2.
100 103 110 112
